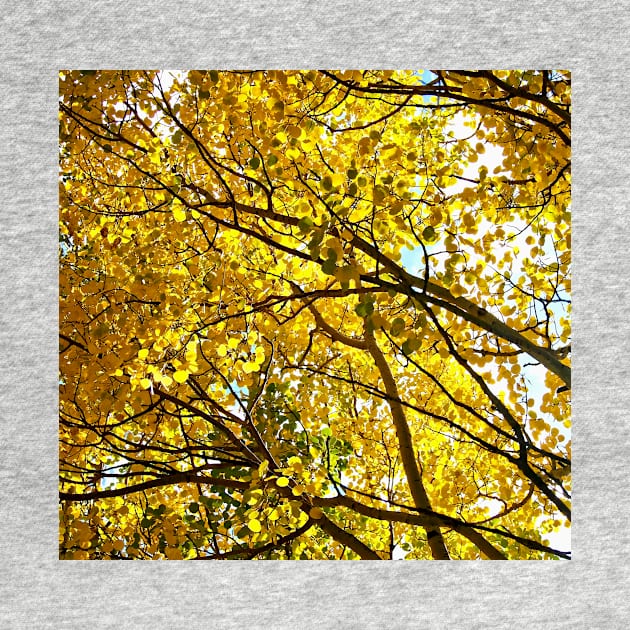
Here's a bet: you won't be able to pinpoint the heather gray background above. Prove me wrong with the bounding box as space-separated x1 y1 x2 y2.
1 1 628 628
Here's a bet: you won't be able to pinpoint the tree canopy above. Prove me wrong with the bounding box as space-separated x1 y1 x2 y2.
59 70 571 560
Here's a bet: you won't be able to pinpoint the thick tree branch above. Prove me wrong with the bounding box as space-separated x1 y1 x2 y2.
313 495 567 560
313 514 382 560
363 322 450 560
59 471 249 501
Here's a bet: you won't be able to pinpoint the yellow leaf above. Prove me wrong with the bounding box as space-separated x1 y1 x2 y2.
276 477 290 488
246 489 262 505
287 124 302 138
173 370 189 384
309 507 323 520
286 147 301 161
165 547 183 560
334 264 360 284
140 378 151 389
248 518 262 533
243 361 258 374
172 205 186 222
331 172 345 187
228 337 240 349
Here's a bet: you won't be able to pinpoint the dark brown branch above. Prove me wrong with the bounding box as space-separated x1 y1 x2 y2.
59 471 249 502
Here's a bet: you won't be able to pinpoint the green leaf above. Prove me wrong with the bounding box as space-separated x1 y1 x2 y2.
354 300 374 318
249 156 260 169
390 317 405 336
321 258 337 275
188 502 200 513
298 216 314 233
307 229 325 254
401 337 421 356
422 226 437 242
414 313 427 329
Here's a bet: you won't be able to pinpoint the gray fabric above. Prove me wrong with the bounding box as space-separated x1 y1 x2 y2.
1 1 628 627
